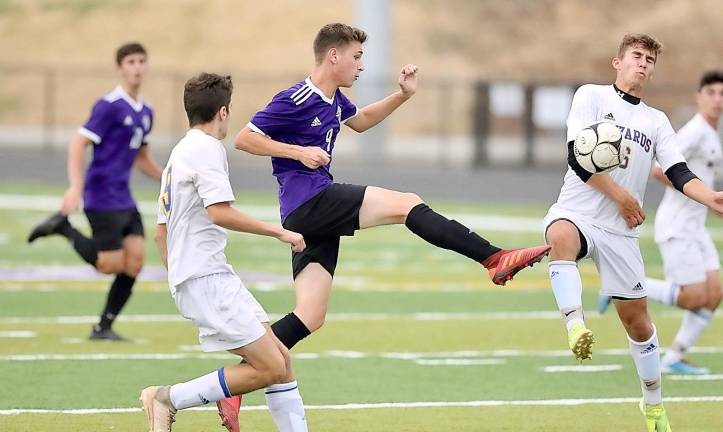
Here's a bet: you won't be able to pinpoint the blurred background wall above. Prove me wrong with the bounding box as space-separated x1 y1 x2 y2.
0 0 721 172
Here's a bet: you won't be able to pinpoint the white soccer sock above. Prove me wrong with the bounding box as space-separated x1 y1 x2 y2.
645 278 679 306
662 308 714 365
549 260 584 330
169 368 230 410
628 325 662 405
265 380 308 432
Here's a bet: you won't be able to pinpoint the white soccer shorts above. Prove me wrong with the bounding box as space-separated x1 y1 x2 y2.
658 230 720 286
172 272 269 352
544 210 647 299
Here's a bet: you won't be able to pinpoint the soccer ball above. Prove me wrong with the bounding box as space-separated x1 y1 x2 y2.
573 121 623 174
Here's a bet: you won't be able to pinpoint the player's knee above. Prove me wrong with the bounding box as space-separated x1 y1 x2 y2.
95 257 124 275
546 228 578 260
124 260 143 277
622 316 653 341
263 352 289 385
392 192 420 214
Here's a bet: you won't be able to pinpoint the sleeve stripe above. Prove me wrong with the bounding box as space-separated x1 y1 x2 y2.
246 122 267 136
77 127 101 144
290 85 311 101
295 90 314 106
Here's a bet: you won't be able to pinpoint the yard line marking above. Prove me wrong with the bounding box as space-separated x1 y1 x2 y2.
3 346 723 362
0 309 689 324
0 331 36 338
668 374 723 381
4 193 706 238
543 365 623 373
2 396 723 415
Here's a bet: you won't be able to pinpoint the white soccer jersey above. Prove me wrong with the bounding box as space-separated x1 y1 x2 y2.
655 114 722 242
549 84 686 237
157 129 235 291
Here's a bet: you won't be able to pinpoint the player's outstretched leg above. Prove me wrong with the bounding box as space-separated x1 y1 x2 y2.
480 245 552 285
639 399 672 432
27 212 68 242
27 211 99 266
404 203 550 285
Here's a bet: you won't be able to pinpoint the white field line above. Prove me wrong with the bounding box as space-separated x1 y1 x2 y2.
543 365 623 373
0 331 36 338
669 374 723 381
2 396 723 415
0 309 690 325
3 346 723 362
2 193 698 237
414 358 506 366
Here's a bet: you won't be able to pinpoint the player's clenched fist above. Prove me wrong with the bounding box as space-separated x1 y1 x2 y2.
298 146 331 169
398 64 418 97
278 229 306 252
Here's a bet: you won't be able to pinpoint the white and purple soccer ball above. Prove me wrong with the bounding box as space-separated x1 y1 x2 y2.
573 121 623 174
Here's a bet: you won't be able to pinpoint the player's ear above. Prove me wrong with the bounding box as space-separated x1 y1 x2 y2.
611 57 621 70
329 47 338 64
219 105 228 121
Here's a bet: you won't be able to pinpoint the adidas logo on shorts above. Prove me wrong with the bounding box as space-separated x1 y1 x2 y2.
632 282 643 291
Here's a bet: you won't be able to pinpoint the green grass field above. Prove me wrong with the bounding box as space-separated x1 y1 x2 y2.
1 185 722 431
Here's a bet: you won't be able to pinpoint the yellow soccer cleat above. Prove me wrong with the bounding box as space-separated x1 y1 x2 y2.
567 322 594 362
639 400 672 432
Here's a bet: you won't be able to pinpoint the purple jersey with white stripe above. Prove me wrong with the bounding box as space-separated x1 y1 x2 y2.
248 77 357 221
78 86 153 211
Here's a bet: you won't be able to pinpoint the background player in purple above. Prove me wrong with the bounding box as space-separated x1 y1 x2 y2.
234 22 551 364
28 42 164 341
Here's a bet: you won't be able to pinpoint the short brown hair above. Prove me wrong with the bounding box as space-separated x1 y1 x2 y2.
313 23 367 64
116 42 147 66
183 73 233 127
617 33 663 62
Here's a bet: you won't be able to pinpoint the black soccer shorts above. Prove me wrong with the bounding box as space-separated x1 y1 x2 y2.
282 183 367 279
85 207 144 251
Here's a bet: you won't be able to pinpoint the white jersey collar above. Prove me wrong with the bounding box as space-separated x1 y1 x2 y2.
305 77 335 104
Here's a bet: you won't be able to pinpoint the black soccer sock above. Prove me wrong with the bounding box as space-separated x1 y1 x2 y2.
405 203 501 263
98 273 136 330
271 312 311 350
58 221 98 266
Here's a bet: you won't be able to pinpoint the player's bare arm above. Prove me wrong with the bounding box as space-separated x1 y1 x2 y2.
154 223 168 269
206 201 306 252
133 146 163 180
681 179 723 216
235 128 330 169
587 173 646 227
61 133 93 215
345 64 418 133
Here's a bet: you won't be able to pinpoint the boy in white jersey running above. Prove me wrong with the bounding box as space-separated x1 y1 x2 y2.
140 73 308 432
544 35 723 432
600 71 723 375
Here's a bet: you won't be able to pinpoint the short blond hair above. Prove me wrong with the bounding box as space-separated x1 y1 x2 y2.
617 33 663 62
313 23 367 64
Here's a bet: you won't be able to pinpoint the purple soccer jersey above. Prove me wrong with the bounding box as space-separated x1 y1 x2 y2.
77 86 153 211
248 77 358 221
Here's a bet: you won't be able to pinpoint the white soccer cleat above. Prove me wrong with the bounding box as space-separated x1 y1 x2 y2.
140 385 177 432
